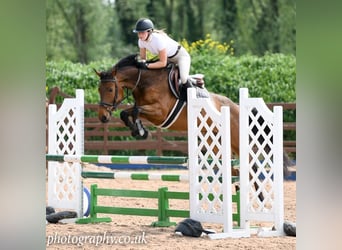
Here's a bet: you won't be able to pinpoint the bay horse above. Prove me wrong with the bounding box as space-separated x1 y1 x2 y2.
96 54 240 155
95 54 291 200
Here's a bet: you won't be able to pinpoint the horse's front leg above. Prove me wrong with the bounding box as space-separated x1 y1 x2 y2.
120 107 139 137
120 106 148 139
131 106 148 139
134 118 148 139
124 102 166 139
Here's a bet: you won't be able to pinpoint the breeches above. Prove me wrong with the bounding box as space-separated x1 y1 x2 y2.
168 47 191 84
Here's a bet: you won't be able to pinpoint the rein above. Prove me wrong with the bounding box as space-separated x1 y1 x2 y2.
99 69 142 112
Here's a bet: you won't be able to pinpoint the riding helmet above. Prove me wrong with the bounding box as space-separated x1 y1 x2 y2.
133 18 154 33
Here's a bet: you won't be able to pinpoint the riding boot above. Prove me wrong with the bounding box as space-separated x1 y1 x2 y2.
179 80 193 101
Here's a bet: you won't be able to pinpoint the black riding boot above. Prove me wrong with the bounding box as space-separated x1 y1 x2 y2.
179 81 193 101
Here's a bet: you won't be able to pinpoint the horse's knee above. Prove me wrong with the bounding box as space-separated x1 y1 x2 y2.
132 106 140 120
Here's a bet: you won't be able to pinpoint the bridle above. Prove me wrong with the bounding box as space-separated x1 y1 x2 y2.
99 69 142 113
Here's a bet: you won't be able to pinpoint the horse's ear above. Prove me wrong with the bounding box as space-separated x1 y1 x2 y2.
93 68 101 77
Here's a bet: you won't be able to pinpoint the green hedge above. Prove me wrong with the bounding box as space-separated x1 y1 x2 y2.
46 59 114 104
191 53 295 103
46 53 295 104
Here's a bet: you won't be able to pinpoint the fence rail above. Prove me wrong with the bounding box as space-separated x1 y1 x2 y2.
46 87 296 156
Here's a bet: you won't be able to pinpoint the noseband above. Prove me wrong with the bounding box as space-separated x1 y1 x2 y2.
99 69 142 113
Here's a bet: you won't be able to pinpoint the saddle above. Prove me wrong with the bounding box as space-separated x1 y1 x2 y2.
167 63 208 99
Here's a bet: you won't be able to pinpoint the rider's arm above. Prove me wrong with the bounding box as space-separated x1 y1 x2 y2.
147 48 167 69
140 48 147 60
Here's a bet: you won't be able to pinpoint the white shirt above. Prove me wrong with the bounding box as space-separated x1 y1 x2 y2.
138 32 179 57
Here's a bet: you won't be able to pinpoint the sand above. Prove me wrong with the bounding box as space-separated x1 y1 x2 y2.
46 164 296 249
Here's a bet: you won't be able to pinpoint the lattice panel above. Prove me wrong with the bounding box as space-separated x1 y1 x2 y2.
56 108 77 155
188 88 241 238
50 162 81 202
239 88 284 236
247 107 276 212
196 108 224 216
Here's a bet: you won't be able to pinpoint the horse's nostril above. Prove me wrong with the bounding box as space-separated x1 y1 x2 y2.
100 116 109 123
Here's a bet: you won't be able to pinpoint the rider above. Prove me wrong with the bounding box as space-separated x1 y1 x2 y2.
133 18 192 101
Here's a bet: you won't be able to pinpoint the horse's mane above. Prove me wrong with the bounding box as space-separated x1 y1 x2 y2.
98 54 137 80
114 54 138 69
114 54 159 70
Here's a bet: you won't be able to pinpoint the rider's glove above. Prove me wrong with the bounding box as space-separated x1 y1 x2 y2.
136 62 149 69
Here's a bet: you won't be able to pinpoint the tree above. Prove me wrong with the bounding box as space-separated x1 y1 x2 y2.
46 0 113 63
217 0 238 43
252 0 280 54
46 0 296 61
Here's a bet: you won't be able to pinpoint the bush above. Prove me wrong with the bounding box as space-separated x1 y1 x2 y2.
46 59 116 104
46 53 295 104
181 35 295 103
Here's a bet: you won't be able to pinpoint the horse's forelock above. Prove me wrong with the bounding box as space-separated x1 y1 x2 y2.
99 69 114 80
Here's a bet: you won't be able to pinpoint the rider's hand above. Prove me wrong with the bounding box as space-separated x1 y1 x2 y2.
136 62 149 69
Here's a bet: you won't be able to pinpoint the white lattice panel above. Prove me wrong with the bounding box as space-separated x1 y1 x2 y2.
47 89 84 217
195 106 226 221
239 88 284 236
188 89 247 238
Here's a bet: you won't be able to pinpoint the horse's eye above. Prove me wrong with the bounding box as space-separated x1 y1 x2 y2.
108 88 113 92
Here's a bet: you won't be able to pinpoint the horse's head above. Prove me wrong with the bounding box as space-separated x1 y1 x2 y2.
95 67 124 123
96 54 140 123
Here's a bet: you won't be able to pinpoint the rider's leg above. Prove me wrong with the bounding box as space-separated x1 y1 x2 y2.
169 47 192 101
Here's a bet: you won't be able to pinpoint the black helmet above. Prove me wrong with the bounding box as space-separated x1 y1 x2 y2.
133 18 154 33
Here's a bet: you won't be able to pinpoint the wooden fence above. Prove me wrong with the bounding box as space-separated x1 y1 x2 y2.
46 87 296 157
83 104 188 155
267 103 296 154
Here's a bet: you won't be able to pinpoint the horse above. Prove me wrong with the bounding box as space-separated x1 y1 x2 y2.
95 54 291 200
96 54 240 154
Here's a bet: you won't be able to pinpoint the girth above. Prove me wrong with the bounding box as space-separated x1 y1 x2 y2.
157 99 186 129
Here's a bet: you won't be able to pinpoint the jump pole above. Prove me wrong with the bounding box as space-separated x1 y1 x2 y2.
46 154 188 165
80 171 240 184
45 154 239 166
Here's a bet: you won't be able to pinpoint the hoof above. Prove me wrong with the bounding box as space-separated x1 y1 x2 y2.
135 129 149 140
140 129 149 139
131 129 139 138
